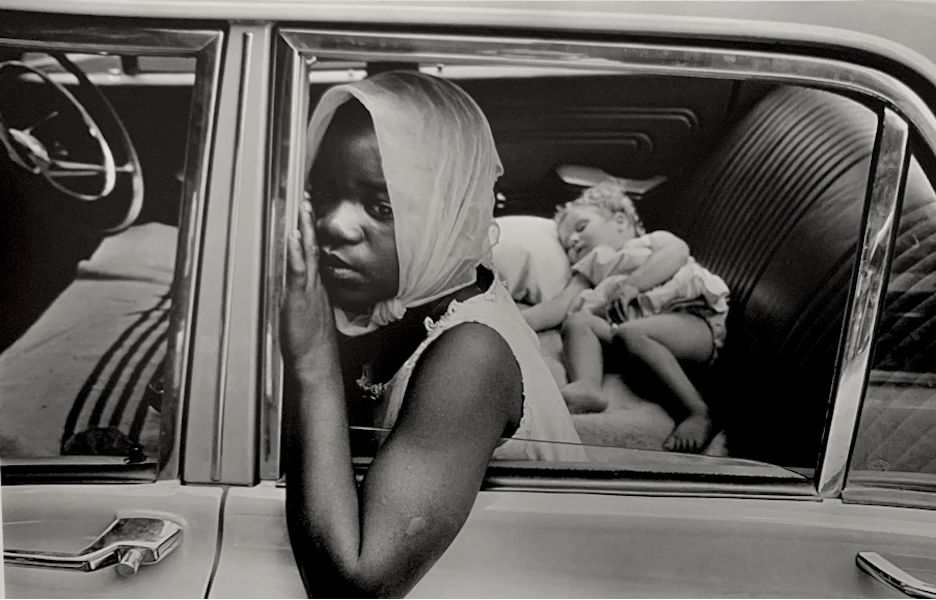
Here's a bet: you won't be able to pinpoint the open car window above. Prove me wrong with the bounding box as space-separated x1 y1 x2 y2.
0 37 216 482
263 28 923 495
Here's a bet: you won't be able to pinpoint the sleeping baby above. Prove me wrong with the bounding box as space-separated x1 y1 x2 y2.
521 181 729 453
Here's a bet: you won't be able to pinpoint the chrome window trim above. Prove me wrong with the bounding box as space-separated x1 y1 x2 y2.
0 23 219 55
0 20 223 482
263 29 934 496
277 30 936 153
260 35 311 481
817 109 910 498
482 479 818 500
0 457 156 486
843 485 936 512
161 31 223 481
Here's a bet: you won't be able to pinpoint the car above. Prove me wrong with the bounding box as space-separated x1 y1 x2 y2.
2 0 936 597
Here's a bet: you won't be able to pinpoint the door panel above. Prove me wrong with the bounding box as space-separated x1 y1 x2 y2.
3 482 222 598
214 484 936 598
208 484 303 599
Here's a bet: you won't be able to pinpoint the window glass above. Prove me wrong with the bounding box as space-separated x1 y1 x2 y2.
850 147 936 490
285 56 880 479
0 50 192 463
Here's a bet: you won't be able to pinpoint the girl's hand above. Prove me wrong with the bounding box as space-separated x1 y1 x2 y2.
281 200 336 372
607 282 640 325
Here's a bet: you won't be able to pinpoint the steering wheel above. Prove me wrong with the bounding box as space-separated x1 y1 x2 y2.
0 52 143 233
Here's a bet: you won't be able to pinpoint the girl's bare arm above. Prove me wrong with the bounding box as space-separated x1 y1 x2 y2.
285 323 520 598
282 204 521 598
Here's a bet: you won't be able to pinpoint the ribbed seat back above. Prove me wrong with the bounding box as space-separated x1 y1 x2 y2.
644 86 878 466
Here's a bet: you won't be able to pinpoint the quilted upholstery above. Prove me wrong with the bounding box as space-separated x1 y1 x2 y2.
641 86 878 467
874 157 936 373
852 157 936 475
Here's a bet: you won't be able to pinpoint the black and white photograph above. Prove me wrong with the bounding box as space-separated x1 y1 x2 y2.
1 1 935 597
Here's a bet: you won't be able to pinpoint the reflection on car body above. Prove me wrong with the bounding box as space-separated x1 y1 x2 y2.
1 1 936 597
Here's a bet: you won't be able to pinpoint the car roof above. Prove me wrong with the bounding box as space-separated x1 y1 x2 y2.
2 1 936 91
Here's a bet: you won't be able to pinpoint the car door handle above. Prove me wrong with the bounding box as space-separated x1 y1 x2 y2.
4 517 183 576
857 552 936 598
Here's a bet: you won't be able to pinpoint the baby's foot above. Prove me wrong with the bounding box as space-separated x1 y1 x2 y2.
560 381 609 414
662 412 714 453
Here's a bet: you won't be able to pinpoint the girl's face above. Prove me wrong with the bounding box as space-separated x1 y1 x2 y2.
557 206 637 264
307 105 400 314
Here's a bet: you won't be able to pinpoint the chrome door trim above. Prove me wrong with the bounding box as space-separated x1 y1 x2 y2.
263 28 934 492
0 20 223 482
259 36 311 481
817 109 909 497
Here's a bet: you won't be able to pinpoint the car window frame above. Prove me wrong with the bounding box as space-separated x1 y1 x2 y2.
0 14 223 484
262 26 935 503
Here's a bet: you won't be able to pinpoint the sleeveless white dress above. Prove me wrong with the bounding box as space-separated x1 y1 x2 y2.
376 279 590 463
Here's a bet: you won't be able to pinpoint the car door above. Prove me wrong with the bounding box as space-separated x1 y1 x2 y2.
0 15 229 598
209 20 936 599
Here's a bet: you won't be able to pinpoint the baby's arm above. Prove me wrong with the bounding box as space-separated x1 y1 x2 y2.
521 273 591 332
623 231 690 294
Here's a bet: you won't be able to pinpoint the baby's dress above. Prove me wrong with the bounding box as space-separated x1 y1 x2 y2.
572 236 730 345
376 279 590 463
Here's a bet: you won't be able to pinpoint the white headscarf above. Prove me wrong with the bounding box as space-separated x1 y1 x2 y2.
305 71 504 336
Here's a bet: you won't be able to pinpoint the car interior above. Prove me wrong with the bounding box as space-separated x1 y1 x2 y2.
2 51 935 477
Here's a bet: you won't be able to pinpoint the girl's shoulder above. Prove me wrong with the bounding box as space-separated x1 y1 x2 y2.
419 279 530 359
425 319 516 367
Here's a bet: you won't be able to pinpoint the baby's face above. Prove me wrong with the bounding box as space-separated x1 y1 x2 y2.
557 206 637 264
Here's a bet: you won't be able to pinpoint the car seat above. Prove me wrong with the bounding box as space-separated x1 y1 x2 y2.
640 85 878 468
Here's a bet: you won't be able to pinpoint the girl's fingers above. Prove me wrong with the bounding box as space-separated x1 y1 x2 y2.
299 200 318 261
286 228 307 285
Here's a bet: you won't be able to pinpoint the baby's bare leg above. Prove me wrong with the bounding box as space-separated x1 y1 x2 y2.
611 314 714 453
560 312 611 413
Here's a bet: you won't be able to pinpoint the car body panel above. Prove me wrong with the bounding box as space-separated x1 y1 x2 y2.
180 21 270 487
216 483 936 598
2 482 222 598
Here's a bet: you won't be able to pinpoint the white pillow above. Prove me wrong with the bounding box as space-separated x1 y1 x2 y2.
492 215 571 304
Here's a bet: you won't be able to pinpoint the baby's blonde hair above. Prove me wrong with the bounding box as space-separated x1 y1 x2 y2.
555 180 646 236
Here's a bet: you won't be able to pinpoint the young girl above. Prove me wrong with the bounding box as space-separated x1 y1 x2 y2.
281 71 587 598
521 181 729 454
